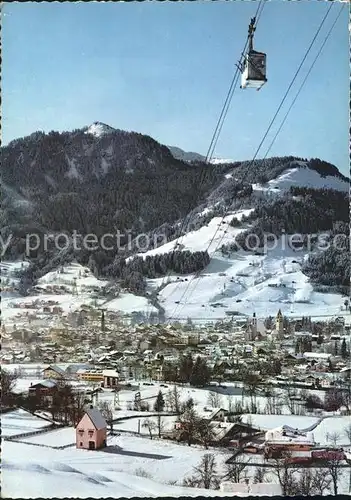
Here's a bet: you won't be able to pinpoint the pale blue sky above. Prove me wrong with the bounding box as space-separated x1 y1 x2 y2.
2 1 349 174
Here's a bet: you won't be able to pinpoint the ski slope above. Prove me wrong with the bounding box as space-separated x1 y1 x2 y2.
154 233 344 320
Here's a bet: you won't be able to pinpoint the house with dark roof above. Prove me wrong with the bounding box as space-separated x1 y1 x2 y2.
42 364 67 380
76 407 107 450
28 380 57 404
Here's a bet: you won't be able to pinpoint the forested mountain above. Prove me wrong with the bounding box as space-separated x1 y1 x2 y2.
1 122 349 295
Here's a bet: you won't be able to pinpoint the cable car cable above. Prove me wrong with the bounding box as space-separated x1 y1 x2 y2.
263 3 345 159
151 2 266 315
164 1 265 287
170 2 334 321
206 0 266 164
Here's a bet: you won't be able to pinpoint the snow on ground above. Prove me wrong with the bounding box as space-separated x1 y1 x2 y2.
2 436 232 498
20 427 76 447
210 158 235 165
312 416 351 446
132 209 254 259
2 465 234 499
3 364 47 376
1 293 94 322
37 263 107 292
103 293 158 314
1 261 30 299
252 165 349 194
97 382 289 418
241 414 319 432
2 409 52 437
13 378 43 394
85 121 116 138
1 261 156 324
113 415 178 435
157 235 344 320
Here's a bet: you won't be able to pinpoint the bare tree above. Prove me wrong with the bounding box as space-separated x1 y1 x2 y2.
326 431 341 447
178 407 199 446
264 385 278 415
284 385 298 415
142 418 157 439
166 385 181 414
253 466 267 483
196 419 216 449
70 391 87 426
271 454 299 496
297 468 317 496
227 394 234 414
183 453 219 490
98 401 114 433
242 372 261 408
207 391 223 408
325 455 343 495
224 456 251 483
1 369 19 406
309 468 332 496
344 423 351 444
156 413 164 438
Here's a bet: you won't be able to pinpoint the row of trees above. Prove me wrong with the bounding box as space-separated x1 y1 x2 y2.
1 369 88 426
183 450 346 495
162 354 212 387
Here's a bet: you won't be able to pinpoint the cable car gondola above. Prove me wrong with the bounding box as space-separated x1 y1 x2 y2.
240 17 267 91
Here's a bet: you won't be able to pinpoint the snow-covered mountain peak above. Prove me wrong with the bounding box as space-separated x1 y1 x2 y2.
85 121 116 138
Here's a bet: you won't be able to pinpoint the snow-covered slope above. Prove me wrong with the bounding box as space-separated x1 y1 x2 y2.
155 240 344 321
130 209 254 258
210 158 235 165
252 163 349 194
135 197 346 320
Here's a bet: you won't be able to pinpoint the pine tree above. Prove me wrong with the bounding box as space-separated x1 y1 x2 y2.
190 357 211 387
178 353 194 383
101 310 105 332
154 390 165 412
341 338 348 359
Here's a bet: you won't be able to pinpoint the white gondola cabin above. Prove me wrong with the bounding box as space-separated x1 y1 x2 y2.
241 50 267 90
240 17 267 91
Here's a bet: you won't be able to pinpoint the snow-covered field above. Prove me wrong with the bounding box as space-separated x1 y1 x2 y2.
20 427 76 447
2 376 351 497
2 434 231 498
103 293 158 314
312 416 351 446
2 409 52 437
3 406 351 498
139 166 347 320
240 414 319 432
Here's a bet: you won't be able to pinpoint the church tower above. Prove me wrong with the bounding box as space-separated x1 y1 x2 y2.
246 312 258 341
276 309 284 337
252 312 258 338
